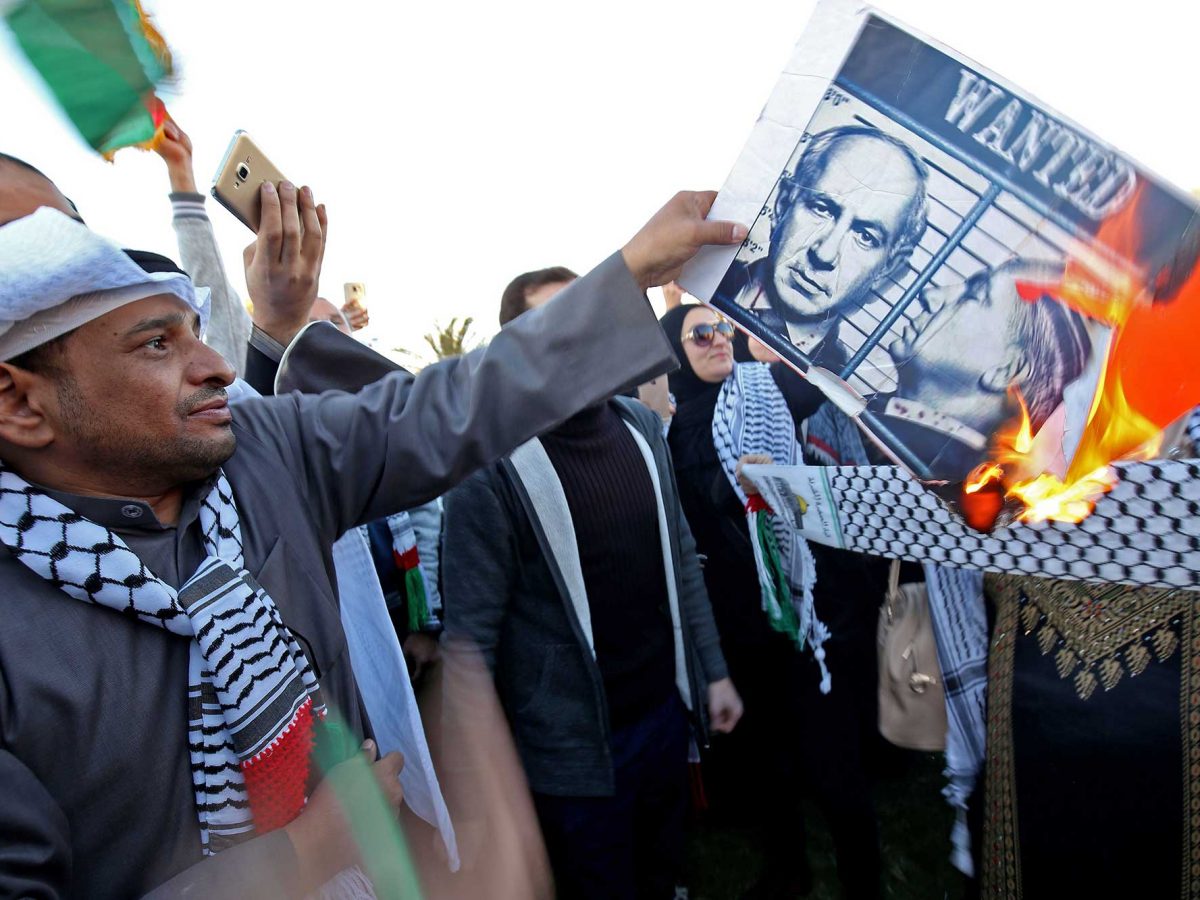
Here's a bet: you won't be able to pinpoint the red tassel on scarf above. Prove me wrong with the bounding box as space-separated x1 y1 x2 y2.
745 494 772 515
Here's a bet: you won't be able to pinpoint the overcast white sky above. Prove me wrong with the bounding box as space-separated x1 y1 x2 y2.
3 0 1198 362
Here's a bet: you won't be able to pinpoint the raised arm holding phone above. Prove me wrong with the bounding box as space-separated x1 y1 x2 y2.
153 119 254 375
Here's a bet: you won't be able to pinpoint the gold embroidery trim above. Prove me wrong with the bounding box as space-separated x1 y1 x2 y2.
982 576 1021 899
1183 606 1200 899
1012 576 1187 702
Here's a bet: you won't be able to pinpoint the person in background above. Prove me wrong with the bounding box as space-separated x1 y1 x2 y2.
636 373 674 433
309 295 353 333
342 292 370 331
365 506 444 682
0 153 78 223
661 303 822 899
153 119 253 374
664 302 884 898
442 268 742 900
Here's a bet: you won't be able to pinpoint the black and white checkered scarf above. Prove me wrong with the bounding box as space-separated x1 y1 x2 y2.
0 465 325 855
713 362 830 690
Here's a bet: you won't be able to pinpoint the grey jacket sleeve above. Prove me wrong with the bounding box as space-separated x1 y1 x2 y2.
441 470 515 670
407 498 443 628
169 192 252 376
235 251 676 542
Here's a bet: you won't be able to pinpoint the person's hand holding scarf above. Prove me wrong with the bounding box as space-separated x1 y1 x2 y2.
736 453 773 496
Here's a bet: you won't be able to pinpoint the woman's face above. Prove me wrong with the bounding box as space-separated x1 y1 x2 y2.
680 308 734 384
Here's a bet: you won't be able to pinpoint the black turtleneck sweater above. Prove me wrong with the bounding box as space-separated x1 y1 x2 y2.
539 402 676 729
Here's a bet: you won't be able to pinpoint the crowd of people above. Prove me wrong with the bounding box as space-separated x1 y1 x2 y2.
0 114 1196 900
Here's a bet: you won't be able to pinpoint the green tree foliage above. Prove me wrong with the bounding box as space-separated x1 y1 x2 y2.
423 317 476 360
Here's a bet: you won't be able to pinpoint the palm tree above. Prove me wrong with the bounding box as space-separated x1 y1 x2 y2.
423 317 476 360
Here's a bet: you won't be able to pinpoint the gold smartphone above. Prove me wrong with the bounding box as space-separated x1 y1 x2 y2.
343 282 366 307
211 130 289 232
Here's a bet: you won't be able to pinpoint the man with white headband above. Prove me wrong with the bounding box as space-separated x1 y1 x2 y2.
0 188 747 897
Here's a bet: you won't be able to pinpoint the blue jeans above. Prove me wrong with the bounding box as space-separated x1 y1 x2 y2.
533 694 689 900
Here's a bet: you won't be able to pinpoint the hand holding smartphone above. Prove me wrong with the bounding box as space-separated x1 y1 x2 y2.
211 130 290 232
220 129 328 348
342 283 369 331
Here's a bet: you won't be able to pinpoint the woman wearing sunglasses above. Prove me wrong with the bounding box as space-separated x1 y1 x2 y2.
660 302 883 899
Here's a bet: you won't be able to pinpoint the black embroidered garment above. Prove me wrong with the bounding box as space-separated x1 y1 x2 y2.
983 574 1200 898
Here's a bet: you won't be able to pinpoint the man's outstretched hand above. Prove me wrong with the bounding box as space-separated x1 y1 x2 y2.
622 191 747 291
244 181 328 346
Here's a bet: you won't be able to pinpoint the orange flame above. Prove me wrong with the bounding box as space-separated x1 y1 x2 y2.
961 182 1199 528
1008 466 1119 524
963 388 1120 525
963 463 1003 494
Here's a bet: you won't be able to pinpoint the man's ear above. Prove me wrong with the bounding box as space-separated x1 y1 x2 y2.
978 351 1030 395
0 363 55 449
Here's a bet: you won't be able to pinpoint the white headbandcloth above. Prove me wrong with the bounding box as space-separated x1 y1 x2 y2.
0 207 210 361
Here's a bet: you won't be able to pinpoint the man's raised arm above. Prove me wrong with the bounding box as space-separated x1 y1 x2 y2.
237 190 748 541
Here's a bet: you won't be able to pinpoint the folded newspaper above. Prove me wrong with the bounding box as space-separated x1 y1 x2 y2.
680 0 1200 504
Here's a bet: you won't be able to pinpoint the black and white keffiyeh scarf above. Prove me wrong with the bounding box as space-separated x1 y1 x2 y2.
923 564 988 876
0 465 325 854
713 362 831 691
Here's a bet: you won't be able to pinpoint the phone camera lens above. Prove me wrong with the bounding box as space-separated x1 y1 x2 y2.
236 163 250 181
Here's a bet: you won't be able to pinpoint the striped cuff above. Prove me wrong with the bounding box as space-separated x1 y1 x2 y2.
169 191 209 222
249 324 286 363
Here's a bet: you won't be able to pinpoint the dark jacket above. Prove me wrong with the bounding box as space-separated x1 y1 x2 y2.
442 398 728 797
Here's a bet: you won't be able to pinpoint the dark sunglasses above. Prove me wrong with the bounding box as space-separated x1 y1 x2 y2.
683 320 735 347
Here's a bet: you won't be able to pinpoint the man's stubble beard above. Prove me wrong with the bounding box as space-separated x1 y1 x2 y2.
57 376 236 490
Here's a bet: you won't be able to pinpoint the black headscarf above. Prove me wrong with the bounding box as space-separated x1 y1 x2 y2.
123 249 187 276
659 304 725 414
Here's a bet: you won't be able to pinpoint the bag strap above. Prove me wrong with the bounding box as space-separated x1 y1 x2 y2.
888 558 902 598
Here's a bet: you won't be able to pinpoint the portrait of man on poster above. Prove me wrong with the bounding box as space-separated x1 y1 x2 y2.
718 124 930 368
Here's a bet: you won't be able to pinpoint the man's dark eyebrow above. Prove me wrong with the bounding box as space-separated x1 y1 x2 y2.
123 311 190 338
806 189 840 212
853 215 889 243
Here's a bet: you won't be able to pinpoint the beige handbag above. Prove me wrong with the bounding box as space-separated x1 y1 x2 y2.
877 560 947 752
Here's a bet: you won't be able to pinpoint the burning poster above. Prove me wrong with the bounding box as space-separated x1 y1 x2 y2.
680 0 1200 523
